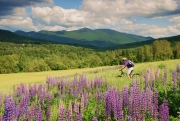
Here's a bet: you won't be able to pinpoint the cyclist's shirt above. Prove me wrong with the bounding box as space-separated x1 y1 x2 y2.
124 60 134 68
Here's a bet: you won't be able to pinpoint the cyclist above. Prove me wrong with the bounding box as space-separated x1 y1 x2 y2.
119 57 134 78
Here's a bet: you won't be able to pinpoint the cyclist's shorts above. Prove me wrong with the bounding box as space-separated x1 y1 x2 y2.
127 67 134 74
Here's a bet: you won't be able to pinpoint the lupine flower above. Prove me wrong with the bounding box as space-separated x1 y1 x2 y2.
58 100 65 121
66 102 72 121
74 102 82 121
159 99 169 121
155 68 160 80
3 96 16 121
150 69 155 89
27 102 35 120
117 99 123 120
111 88 118 119
80 93 85 112
46 93 51 121
162 68 167 86
80 74 87 87
92 117 98 121
153 88 158 120
133 87 140 120
146 88 153 117
128 87 134 118
123 86 129 107
172 70 177 94
143 73 149 89
35 106 42 121
105 89 111 118
140 91 147 119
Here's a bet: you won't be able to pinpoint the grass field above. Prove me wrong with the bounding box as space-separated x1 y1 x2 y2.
0 59 180 93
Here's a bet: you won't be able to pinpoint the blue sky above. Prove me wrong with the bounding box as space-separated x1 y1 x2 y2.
0 0 180 38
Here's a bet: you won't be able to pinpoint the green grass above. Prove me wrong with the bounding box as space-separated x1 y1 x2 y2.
0 59 180 93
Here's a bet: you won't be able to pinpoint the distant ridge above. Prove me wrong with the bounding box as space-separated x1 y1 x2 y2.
15 28 154 47
0 29 56 44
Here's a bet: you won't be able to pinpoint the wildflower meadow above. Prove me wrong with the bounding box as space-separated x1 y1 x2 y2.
0 63 180 121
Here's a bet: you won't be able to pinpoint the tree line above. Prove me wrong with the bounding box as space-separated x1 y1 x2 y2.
0 39 180 74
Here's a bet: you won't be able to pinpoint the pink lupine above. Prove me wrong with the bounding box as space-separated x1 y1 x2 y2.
58 100 65 121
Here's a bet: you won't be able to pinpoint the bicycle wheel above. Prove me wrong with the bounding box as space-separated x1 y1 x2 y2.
132 73 140 80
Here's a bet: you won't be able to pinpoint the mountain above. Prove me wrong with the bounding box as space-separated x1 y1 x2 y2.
0 29 56 44
15 28 154 47
111 34 180 50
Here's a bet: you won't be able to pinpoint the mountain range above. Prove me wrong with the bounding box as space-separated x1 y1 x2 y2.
14 28 153 47
1 28 180 49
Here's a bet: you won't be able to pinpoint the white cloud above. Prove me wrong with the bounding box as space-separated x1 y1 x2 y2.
169 15 180 24
0 0 179 38
0 17 38 31
81 0 178 18
114 23 180 38
31 6 87 27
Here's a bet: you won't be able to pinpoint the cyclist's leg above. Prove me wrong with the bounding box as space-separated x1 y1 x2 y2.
127 67 133 79
129 70 134 78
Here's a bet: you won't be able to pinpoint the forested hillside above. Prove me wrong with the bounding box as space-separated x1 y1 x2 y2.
0 29 180 74
15 28 153 47
0 39 180 74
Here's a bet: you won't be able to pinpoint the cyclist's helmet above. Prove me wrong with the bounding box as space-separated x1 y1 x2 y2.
122 57 127 61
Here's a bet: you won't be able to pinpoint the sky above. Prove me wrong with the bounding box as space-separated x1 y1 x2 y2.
0 0 180 38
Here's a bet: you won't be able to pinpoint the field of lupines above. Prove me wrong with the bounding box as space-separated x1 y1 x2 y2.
0 64 180 121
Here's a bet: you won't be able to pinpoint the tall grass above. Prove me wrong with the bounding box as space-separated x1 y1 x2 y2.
0 59 180 120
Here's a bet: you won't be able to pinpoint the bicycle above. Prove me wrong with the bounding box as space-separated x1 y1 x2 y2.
117 70 141 79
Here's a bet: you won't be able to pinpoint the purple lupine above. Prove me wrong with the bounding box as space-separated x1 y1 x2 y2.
143 73 149 89
58 100 65 121
105 89 111 118
140 91 147 120
96 90 103 101
111 88 118 119
159 100 169 121
74 102 82 121
132 87 140 121
150 69 155 89
3 96 16 121
162 67 167 86
80 93 85 112
92 117 98 121
46 93 51 121
80 74 87 87
35 106 42 121
123 86 129 107
146 88 153 117
19 93 30 116
155 68 160 80
117 99 123 120
172 70 177 94
34 107 40 121
177 64 180 73
39 89 46 106
128 87 134 118
153 88 158 120
83 90 88 107
27 102 35 120
66 102 72 121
